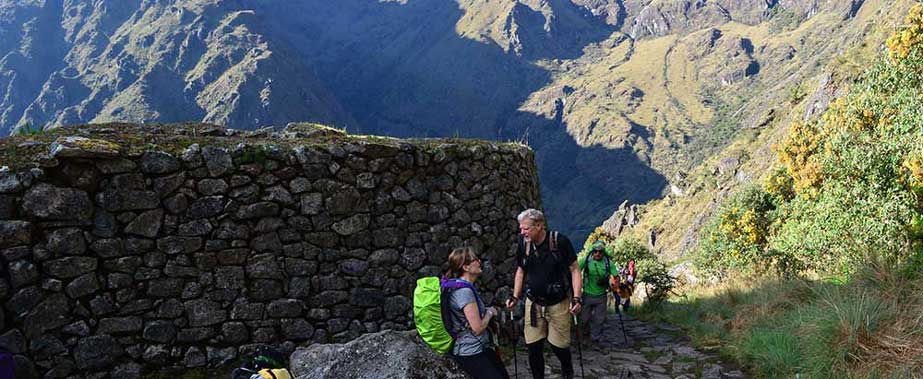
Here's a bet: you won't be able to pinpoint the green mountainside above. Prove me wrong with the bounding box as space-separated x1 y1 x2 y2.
0 0 914 244
632 5 923 377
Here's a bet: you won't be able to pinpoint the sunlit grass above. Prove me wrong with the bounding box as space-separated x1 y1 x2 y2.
633 261 923 378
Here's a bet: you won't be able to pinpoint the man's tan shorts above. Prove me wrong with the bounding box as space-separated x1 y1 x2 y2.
524 297 572 348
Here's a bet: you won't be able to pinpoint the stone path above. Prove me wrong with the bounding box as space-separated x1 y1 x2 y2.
503 311 747 379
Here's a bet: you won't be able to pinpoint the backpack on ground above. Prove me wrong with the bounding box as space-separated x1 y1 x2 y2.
413 277 484 354
231 347 292 379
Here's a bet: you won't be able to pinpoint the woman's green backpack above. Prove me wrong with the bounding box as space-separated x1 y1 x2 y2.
412 277 482 354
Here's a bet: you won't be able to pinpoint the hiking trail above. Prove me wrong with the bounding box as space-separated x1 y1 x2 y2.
504 311 747 379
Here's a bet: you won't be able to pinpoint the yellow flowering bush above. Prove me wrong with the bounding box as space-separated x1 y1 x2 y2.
695 185 779 277
774 120 823 197
765 167 795 202
696 5 923 279
886 4 923 62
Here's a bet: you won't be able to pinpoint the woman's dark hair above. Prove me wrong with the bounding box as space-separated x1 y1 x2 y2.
445 247 478 278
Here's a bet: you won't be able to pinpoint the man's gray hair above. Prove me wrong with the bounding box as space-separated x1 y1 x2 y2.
517 209 545 225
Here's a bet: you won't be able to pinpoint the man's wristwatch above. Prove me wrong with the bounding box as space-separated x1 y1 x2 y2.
572 297 583 305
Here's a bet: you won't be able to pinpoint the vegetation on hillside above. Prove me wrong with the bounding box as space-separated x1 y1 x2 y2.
696 2 923 279
635 4 923 378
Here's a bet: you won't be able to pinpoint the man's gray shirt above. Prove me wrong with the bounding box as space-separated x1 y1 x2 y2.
448 285 490 356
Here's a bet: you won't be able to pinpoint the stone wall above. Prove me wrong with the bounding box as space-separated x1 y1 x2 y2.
0 124 541 378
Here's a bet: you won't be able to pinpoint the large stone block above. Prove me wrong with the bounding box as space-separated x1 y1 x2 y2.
64 273 100 298
44 257 97 279
74 335 124 370
184 299 227 327
96 189 160 211
46 228 86 255
187 196 228 219
202 147 233 177
124 209 164 238
281 319 314 341
23 184 93 220
97 317 143 334
0 221 31 249
22 294 70 338
267 299 304 318
8 260 38 289
140 151 181 174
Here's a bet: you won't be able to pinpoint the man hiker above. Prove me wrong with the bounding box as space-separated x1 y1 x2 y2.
506 209 583 379
578 241 618 347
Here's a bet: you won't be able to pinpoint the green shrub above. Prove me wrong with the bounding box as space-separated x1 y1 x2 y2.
696 4 923 279
635 258 674 303
695 185 786 277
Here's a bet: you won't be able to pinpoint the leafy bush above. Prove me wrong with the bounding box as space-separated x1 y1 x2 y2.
635 258 674 303
886 4 923 62
695 185 785 277
608 237 653 263
774 120 823 197
696 4 923 278
583 226 616 253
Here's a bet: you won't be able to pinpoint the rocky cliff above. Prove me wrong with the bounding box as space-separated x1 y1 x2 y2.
0 122 540 377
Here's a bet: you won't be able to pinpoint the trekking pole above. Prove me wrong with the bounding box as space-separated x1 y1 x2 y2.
572 314 585 379
510 310 518 379
615 297 629 345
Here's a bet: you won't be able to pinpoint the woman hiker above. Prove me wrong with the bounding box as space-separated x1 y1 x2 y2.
445 247 510 379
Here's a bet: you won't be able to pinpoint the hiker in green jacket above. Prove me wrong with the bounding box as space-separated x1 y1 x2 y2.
578 241 618 346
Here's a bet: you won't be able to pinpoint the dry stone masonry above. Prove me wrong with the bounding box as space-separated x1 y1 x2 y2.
0 123 541 378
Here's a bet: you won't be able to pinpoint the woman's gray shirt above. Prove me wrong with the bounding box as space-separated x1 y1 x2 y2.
448 285 490 356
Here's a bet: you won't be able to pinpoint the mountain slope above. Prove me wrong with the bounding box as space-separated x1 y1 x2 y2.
0 0 354 135
0 0 912 244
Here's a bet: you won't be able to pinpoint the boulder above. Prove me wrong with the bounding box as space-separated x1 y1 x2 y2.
289 330 467 379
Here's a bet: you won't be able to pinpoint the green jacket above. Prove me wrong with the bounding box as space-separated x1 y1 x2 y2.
578 252 618 297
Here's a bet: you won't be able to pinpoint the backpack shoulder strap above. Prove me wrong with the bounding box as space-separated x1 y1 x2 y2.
550 231 558 252
441 279 484 313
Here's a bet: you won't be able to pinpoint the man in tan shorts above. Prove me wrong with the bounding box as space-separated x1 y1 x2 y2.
506 209 582 379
